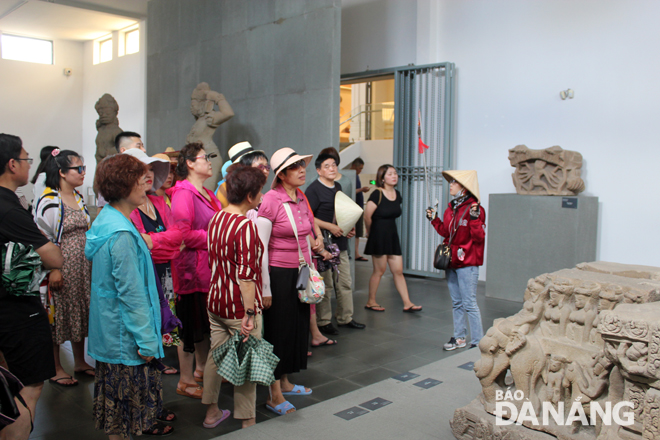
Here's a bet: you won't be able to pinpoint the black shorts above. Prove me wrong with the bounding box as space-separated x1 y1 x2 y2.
0 314 56 385
176 292 210 353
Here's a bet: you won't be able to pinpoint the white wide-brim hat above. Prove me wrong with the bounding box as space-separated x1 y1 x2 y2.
270 147 313 189
228 141 265 164
123 149 170 191
442 170 480 202
335 191 363 236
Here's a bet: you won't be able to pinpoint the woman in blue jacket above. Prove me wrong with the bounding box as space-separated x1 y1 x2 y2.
85 154 171 439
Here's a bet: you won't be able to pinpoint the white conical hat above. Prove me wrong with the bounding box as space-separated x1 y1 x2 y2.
334 191 363 236
442 170 480 202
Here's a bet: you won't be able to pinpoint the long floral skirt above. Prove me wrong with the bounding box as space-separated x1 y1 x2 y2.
93 361 162 437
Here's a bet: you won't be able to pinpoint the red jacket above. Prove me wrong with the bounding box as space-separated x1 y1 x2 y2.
430 195 486 268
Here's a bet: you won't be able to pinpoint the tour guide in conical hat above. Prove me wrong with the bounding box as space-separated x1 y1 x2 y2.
426 170 486 352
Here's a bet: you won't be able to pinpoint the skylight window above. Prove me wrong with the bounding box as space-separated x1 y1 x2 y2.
99 38 112 63
1 34 53 64
125 29 139 54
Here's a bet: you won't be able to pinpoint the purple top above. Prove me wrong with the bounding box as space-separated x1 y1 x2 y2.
258 186 314 269
170 179 220 294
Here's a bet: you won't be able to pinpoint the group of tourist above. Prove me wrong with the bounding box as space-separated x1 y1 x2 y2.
0 131 486 439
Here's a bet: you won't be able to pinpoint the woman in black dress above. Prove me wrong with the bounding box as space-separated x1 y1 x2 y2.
363 165 422 313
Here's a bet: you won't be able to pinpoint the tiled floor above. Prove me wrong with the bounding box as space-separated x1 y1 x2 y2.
30 260 523 439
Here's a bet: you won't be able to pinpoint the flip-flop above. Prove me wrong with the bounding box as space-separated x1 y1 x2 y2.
265 401 296 415
49 376 78 387
355 257 368 261
157 407 176 422
364 305 385 312
74 368 95 377
143 421 174 436
281 384 312 396
403 305 423 313
311 338 338 347
162 366 179 375
202 409 231 428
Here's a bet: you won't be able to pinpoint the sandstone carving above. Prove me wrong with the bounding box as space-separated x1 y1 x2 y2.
508 145 585 195
94 93 123 164
186 82 234 188
453 262 660 440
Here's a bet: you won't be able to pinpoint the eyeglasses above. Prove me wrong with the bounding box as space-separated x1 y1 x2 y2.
256 164 271 172
189 152 218 162
62 165 86 174
13 157 33 165
286 159 307 171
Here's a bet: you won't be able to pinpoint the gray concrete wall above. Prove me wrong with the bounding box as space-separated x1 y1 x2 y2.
485 194 598 302
146 0 341 179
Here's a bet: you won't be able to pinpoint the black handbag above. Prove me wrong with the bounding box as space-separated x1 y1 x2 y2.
433 206 470 270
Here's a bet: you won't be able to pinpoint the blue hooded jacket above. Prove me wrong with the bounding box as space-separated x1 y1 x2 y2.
85 205 163 365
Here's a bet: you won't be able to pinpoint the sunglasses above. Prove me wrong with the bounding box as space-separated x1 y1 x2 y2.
189 152 218 162
63 165 86 174
257 164 271 172
286 159 307 171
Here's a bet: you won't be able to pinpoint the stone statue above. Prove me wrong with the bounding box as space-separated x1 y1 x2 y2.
186 82 234 189
94 94 123 164
452 261 660 440
508 145 585 195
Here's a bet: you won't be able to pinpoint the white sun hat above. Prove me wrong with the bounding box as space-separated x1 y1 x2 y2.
123 149 170 191
334 191 363 236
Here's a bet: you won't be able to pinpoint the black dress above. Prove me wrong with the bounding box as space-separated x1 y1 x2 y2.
364 189 402 256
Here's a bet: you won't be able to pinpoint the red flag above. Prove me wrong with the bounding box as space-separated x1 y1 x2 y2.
418 111 429 154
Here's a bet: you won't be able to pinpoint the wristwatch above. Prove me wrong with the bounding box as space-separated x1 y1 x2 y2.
245 308 255 316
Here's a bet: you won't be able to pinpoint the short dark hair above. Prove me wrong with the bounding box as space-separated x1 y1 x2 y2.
114 131 141 152
31 146 57 184
351 157 364 168
95 154 148 203
238 150 268 167
0 133 23 176
226 166 267 205
176 143 205 178
315 153 336 170
44 150 82 190
375 164 395 188
319 147 340 166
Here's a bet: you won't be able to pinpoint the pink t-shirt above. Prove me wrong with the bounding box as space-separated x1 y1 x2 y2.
258 186 314 269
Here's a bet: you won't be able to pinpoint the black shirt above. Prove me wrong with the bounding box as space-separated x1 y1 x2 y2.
0 186 51 330
305 179 348 252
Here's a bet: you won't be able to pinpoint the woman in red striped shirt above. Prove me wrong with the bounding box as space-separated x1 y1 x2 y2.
202 166 267 430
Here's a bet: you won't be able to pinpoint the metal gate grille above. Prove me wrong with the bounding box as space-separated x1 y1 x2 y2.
393 63 455 277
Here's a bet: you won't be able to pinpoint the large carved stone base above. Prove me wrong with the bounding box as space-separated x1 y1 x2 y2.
452 399 558 440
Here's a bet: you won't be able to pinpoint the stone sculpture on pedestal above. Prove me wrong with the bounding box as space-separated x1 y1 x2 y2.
94 93 123 164
508 145 585 195
186 82 234 188
451 261 660 440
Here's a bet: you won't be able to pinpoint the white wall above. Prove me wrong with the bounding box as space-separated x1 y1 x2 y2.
0 38 84 201
342 0 660 280
81 21 146 200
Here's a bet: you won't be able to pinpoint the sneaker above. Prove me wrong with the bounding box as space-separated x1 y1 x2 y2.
443 337 467 351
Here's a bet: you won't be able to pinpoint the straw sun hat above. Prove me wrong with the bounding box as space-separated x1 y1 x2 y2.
269 148 313 189
442 170 480 202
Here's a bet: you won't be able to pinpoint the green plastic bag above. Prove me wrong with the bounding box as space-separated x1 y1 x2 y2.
1 242 44 296
212 332 279 387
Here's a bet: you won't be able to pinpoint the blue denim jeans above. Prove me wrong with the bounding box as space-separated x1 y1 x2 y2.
446 266 483 346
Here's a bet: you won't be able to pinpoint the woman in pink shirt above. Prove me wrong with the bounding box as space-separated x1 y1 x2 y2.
170 143 220 399
256 148 319 416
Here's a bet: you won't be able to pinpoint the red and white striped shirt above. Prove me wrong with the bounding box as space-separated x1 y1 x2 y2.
207 211 264 319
